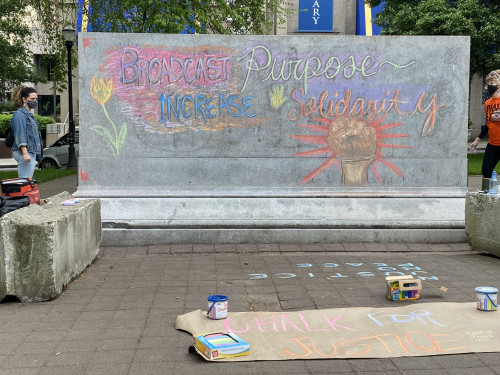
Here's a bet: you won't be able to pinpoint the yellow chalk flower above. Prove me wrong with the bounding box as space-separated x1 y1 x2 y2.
90 73 126 156
90 75 114 105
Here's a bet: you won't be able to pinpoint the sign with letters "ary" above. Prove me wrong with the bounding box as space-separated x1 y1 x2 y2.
298 0 334 32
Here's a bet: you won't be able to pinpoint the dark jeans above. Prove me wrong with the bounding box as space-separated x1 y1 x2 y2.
482 143 500 178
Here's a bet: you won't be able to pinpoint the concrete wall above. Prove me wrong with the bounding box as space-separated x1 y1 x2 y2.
76 33 470 245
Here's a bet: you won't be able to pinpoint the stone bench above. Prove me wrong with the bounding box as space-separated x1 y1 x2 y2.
465 192 500 257
0 192 101 302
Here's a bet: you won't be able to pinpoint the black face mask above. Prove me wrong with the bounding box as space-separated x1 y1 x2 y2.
26 99 37 109
487 84 498 95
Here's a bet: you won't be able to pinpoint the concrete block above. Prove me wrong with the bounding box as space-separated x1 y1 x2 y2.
0 192 101 302
465 192 500 256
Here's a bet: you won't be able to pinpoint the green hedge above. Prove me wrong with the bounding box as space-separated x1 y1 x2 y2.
0 113 55 138
0 115 11 137
0 101 17 113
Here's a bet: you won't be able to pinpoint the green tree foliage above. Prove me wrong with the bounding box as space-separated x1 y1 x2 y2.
0 1 43 95
366 0 500 76
0 0 77 95
1 0 291 98
84 0 292 35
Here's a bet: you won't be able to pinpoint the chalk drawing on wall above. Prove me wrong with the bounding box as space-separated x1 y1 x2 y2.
80 168 92 182
270 85 287 109
98 45 270 134
289 115 412 186
90 74 128 156
82 37 97 52
444 47 461 65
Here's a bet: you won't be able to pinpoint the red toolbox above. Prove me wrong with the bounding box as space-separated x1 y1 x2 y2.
1 178 40 205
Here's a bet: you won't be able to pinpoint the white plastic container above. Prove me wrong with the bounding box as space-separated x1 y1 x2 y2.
475 286 498 311
207 295 228 319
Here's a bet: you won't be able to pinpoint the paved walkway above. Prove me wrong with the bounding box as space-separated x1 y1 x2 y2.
1 246 499 374
38 174 77 200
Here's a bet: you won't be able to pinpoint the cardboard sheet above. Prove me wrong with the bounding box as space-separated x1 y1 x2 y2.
175 303 499 361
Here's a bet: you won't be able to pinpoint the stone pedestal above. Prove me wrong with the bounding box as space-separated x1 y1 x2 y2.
77 33 470 245
465 192 500 257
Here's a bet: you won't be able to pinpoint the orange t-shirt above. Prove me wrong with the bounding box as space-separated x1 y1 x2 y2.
484 96 500 146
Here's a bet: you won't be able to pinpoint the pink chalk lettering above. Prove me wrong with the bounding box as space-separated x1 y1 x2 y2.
281 314 304 332
298 312 329 333
254 314 279 332
324 313 356 331
223 318 250 333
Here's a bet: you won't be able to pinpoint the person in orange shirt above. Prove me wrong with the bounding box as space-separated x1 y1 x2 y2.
470 70 500 184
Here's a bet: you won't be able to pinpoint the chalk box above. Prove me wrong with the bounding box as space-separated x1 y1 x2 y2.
386 275 422 301
194 331 250 360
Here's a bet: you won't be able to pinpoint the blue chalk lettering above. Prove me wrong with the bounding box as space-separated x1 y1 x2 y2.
160 93 166 122
330 273 348 278
242 96 256 117
228 95 243 117
249 274 268 279
194 95 206 119
181 96 193 118
205 97 217 118
275 273 297 279
357 272 375 277
167 95 180 120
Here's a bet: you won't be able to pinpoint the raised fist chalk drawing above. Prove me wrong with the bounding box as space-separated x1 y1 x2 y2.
290 115 411 186
327 117 377 186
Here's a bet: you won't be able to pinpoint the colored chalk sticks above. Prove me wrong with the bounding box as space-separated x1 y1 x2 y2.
194 331 250 360
386 275 422 301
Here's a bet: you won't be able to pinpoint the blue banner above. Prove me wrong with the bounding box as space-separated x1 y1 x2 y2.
298 0 334 33
356 0 384 36
77 0 90 33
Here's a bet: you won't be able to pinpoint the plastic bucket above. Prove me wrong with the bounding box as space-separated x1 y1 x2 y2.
207 295 228 319
475 287 498 311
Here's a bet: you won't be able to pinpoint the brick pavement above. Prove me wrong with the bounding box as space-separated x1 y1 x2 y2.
1 244 499 375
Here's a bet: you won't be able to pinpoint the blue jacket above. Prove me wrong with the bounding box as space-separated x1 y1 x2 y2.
11 107 43 161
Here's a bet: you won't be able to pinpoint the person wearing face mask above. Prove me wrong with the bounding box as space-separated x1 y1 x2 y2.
10 86 43 178
470 70 500 189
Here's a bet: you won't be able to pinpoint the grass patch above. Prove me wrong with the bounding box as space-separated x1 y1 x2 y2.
0 168 77 184
468 153 500 175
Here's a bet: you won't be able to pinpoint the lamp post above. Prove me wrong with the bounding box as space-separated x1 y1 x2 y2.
62 26 77 168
